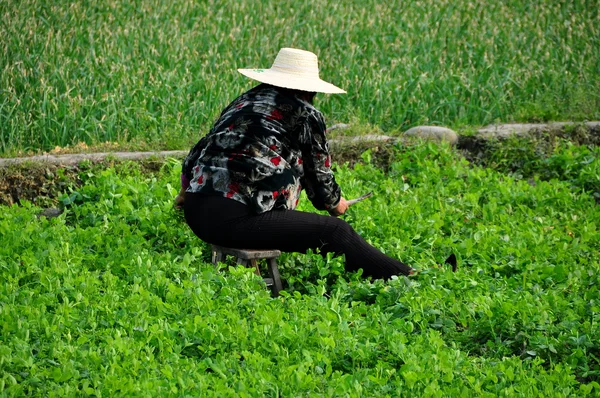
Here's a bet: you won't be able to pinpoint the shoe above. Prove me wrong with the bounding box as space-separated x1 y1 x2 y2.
445 254 457 272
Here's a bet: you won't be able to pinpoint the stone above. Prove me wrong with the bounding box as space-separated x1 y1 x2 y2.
37 207 63 219
403 126 458 145
328 134 394 147
350 134 394 143
477 122 600 139
326 123 350 133
0 150 188 167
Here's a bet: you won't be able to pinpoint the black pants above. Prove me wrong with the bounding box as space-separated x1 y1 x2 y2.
184 193 413 279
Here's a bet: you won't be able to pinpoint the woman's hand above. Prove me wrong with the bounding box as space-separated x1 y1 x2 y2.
329 197 349 216
174 188 186 210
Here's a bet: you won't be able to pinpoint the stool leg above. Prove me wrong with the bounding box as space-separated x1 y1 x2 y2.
250 259 261 276
212 247 224 266
267 258 283 296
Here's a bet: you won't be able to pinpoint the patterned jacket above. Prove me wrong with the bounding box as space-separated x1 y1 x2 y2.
182 84 341 214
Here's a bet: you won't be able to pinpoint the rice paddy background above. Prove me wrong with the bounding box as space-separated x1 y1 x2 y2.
1 0 599 155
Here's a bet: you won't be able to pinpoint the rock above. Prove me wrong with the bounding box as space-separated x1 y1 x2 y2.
326 123 350 133
0 150 188 167
403 126 458 145
329 134 395 147
477 122 600 139
37 207 63 219
350 134 394 143
477 123 563 138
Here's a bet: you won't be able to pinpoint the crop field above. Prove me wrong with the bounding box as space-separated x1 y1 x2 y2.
1 0 599 155
1 141 599 396
2 0 600 396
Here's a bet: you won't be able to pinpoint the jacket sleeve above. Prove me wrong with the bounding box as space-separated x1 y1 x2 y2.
181 138 207 189
298 109 341 211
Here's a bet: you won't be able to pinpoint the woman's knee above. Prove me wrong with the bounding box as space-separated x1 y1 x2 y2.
327 217 356 241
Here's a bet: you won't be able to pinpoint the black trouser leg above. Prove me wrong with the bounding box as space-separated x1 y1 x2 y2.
184 193 413 279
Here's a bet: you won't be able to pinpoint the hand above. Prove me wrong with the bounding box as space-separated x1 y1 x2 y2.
329 197 349 217
174 188 186 210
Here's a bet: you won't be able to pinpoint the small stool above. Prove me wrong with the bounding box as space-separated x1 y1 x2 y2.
211 245 283 296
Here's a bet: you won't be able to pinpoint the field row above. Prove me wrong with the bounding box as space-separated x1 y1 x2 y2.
2 0 599 154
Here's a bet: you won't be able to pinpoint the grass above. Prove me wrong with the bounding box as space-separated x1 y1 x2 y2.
1 0 599 155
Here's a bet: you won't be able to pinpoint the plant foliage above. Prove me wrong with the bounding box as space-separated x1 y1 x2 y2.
1 0 599 154
1 142 599 396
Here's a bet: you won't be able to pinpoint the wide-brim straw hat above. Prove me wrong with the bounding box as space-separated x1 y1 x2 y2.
238 48 346 94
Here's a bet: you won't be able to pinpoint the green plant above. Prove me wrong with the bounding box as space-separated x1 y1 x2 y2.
1 142 599 395
1 0 599 155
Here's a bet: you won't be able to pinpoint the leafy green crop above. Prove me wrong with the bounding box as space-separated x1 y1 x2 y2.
463 135 600 202
1 142 599 396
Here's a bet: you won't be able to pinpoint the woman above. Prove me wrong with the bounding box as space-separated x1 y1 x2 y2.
176 48 415 279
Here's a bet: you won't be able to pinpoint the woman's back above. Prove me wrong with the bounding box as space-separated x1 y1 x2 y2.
182 84 340 213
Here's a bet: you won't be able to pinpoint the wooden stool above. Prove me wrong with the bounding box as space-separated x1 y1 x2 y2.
211 245 283 296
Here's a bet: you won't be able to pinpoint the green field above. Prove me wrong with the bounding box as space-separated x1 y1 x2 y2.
2 0 599 155
2 0 600 395
1 141 600 396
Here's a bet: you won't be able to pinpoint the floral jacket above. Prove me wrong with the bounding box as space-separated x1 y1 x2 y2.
182 84 341 214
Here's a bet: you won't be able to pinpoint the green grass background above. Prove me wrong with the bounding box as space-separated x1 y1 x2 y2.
2 0 599 155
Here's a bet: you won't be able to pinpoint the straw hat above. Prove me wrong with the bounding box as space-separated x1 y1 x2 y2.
238 48 346 94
